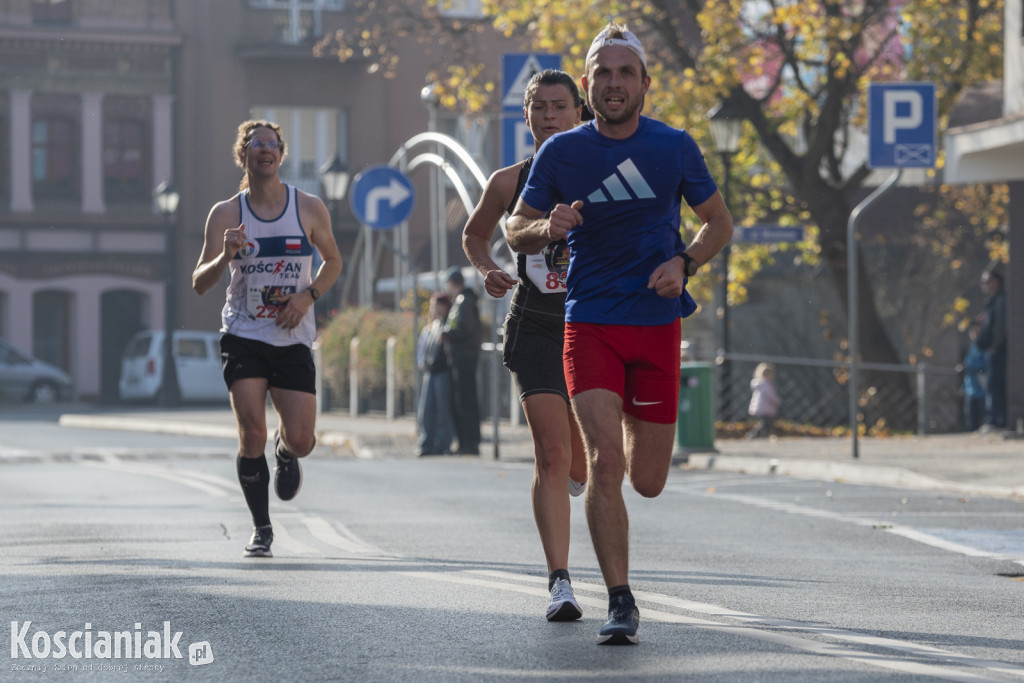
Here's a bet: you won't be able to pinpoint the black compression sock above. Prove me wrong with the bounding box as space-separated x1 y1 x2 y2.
608 584 634 603
237 454 271 527
548 569 571 592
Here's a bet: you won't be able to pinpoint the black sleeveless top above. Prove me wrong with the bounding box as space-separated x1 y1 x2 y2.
507 157 568 318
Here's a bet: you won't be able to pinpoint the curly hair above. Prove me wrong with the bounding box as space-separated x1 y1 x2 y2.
232 120 287 191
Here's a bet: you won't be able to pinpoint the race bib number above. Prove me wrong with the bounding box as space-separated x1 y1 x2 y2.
525 241 569 293
247 282 296 320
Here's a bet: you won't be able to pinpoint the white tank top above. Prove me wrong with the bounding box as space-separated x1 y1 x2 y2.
221 185 316 347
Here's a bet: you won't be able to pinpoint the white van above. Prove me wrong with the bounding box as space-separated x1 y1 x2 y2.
118 330 228 403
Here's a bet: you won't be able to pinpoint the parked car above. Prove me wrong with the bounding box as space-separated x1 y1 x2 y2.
118 330 228 403
0 338 75 403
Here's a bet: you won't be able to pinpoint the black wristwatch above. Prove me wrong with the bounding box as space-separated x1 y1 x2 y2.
677 250 698 277
308 287 320 301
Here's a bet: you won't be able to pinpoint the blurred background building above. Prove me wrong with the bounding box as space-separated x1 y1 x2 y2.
0 0 1019 433
0 0 514 402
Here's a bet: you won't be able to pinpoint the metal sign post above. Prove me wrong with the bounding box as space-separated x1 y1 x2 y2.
847 169 902 458
850 83 936 457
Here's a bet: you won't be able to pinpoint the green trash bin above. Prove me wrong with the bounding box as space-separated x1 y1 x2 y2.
675 362 716 453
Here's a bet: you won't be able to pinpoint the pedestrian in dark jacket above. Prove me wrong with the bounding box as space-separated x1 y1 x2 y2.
977 268 1007 429
444 267 481 454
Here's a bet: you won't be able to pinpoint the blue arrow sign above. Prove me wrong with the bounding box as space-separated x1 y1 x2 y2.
868 82 936 168
349 165 414 230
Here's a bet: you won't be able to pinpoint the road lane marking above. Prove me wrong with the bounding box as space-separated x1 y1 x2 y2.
408 570 1024 682
299 514 391 557
669 486 1024 566
80 458 234 498
266 516 321 556
73 459 391 560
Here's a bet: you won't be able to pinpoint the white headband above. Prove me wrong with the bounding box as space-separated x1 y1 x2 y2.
585 28 647 68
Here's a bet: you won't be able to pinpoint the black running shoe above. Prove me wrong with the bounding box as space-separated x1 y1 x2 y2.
597 595 640 645
243 525 273 558
273 430 302 501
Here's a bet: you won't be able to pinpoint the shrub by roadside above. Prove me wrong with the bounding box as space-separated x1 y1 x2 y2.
318 307 415 412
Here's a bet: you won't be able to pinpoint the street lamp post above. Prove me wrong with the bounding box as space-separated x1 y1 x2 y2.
420 82 443 290
319 153 350 309
707 100 743 422
154 179 180 407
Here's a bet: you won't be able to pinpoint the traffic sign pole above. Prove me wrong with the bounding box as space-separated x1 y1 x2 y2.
848 83 935 457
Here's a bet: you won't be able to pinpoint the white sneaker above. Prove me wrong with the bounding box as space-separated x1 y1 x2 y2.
546 578 583 621
569 478 586 497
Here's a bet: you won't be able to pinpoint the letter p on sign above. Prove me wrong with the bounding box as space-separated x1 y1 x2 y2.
883 90 922 143
868 82 935 168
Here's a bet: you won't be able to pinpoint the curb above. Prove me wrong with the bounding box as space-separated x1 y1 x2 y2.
58 414 238 439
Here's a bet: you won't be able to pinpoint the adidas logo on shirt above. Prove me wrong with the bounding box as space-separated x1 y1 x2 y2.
586 158 655 203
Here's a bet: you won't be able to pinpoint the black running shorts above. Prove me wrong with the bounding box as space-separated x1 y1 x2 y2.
220 333 316 394
502 308 568 403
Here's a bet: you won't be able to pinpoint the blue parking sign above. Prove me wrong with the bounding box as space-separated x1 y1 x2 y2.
868 83 936 168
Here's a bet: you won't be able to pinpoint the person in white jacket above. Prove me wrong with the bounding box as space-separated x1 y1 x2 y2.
747 363 781 438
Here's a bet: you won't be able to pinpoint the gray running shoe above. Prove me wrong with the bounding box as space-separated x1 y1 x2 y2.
546 578 583 621
569 478 586 497
243 525 273 558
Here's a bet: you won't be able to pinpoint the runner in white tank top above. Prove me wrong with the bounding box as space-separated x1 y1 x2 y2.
193 120 343 558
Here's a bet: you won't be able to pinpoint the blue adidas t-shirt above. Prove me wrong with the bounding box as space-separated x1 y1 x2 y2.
520 117 717 325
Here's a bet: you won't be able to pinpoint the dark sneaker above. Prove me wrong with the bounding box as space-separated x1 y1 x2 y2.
243 525 273 558
546 578 583 622
273 430 303 501
597 595 639 645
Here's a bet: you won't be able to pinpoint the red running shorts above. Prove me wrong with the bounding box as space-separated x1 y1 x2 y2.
563 320 681 424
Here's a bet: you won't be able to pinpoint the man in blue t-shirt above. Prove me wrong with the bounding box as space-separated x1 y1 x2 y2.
507 23 734 646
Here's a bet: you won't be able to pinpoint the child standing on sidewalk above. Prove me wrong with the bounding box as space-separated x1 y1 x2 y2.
746 363 781 439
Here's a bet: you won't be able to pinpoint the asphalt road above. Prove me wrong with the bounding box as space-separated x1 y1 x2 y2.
3 420 1024 682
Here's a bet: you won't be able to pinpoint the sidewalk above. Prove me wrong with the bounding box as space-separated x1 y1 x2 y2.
51 405 1024 500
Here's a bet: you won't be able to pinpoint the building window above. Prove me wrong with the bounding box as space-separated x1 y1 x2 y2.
248 0 345 44
32 0 72 24
32 117 78 200
104 119 149 202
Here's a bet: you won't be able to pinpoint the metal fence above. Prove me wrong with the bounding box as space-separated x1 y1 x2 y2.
716 352 963 436
330 336 966 437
